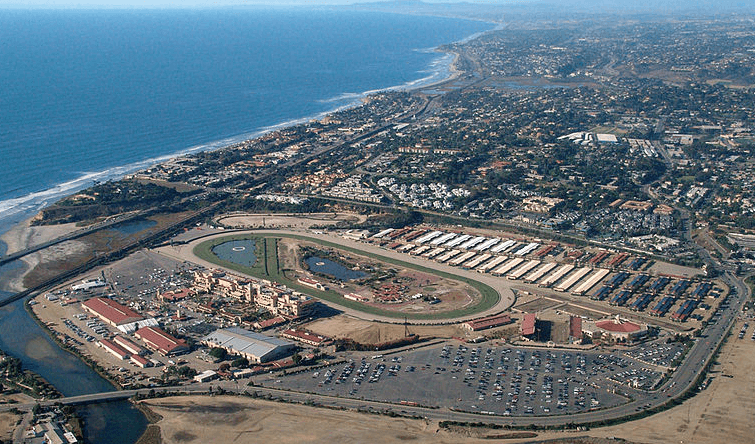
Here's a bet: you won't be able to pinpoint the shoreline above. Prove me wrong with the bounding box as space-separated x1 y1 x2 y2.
0 218 82 293
0 17 493 237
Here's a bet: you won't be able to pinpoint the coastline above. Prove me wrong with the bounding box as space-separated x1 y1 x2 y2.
0 218 82 293
0 16 493 241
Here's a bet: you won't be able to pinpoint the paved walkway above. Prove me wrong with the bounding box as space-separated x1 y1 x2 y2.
153 228 517 325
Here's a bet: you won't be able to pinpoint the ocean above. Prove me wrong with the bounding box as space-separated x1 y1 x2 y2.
0 7 492 230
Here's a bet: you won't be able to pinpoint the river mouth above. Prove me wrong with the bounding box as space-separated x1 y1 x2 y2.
0 293 148 444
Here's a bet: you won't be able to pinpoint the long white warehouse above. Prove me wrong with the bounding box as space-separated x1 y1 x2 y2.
459 236 487 250
539 264 575 287
554 267 592 292
491 239 517 253
491 257 524 276
415 231 443 245
449 251 477 267
514 242 540 256
524 262 558 283
445 234 472 248
437 249 462 263
572 268 610 295
465 253 492 269
477 255 509 272
474 238 501 252
508 260 541 280
430 232 457 246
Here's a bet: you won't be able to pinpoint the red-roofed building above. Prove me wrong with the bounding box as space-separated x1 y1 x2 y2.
569 316 582 339
252 316 287 331
521 313 536 336
585 316 648 342
463 314 513 332
82 297 143 327
113 335 147 356
130 354 153 368
280 329 331 346
99 339 129 360
159 288 194 302
135 326 189 356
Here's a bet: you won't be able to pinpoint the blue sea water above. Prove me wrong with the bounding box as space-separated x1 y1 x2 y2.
0 8 491 228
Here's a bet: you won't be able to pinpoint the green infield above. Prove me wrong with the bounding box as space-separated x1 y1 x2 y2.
193 233 502 321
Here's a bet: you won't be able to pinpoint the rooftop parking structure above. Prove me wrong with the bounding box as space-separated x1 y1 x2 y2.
271 343 645 417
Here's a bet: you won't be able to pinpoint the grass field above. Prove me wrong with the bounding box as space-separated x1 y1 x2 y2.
193 233 500 321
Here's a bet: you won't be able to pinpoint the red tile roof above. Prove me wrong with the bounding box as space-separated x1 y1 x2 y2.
135 326 188 355
521 313 536 336
596 319 642 333
82 297 143 325
464 314 512 331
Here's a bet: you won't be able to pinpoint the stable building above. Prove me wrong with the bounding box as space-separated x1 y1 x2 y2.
202 327 295 364
135 326 189 356
82 297 143 327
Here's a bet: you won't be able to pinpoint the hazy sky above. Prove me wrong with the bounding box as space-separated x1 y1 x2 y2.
1 0 505 8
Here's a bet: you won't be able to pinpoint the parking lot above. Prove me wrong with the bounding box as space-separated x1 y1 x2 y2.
265 342 661 416
623 341 689 370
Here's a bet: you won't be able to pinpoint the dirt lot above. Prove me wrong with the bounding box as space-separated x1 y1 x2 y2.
140 395 514 444
305 314 473 344
216 212 366 229
141 395 643 444
0 411 20 442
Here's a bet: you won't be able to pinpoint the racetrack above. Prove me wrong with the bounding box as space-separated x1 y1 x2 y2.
155 229 517 324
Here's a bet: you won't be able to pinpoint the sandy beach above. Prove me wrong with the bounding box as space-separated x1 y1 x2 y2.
0 217 81 292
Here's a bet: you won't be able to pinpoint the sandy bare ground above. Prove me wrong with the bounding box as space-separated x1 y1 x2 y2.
304 315 471 344
216 212 367 229
0 217 83 292
0 411 20 442
142 395 526 444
